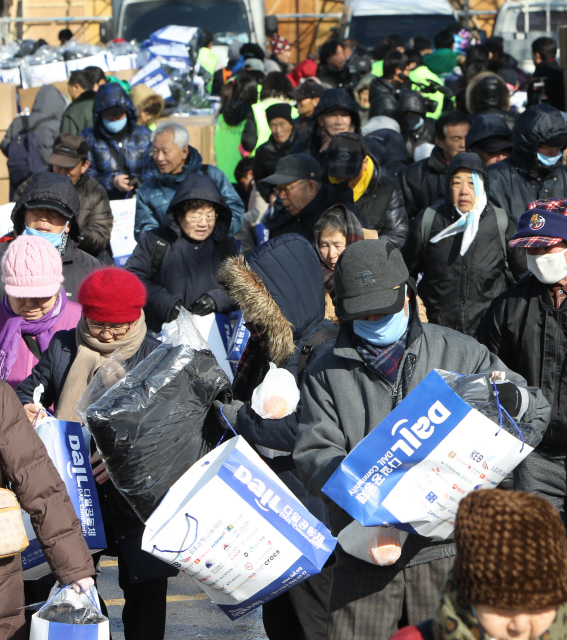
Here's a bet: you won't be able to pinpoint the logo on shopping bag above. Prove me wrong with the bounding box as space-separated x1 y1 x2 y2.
233 465 283 514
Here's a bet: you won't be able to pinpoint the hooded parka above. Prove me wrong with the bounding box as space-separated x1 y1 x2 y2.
397 90 437 160
134 146 245 240
1 85 67 167
0 382 95 640
465 113 512 152
399 145 449 220
294 295 550 638
403 153 527 336
488 104 567 220
466 72 517 130
126 174 239 332
80 83 153 200
0 172 100 300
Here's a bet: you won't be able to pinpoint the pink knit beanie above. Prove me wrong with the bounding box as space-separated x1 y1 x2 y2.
1 235 63 298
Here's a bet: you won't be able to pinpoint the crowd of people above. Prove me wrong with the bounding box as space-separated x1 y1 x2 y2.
2 23 567 640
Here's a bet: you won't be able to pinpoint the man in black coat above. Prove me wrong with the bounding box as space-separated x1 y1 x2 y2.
399 110 470 220
397 90 437 162
488 104 567 221
477 199 567 521
216 233 337 640
368 50 410 118
327 132 408 248
261 154 367 243
126 174 239 333
465 113 512 166
528 37 565 111
403 152 526 336
0 172 100 300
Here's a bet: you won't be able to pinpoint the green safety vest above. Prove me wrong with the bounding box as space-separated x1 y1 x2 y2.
409 65 447 120
197 47 219 93
371 60 384 77
214 113 247 182
250 98 299 155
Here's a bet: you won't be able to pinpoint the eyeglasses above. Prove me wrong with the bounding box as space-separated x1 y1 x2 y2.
185 212 218 223
275 180 309 196
86 321 132 337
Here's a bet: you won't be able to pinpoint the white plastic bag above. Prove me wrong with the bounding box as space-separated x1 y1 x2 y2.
251 364 300 419
338 521 408 566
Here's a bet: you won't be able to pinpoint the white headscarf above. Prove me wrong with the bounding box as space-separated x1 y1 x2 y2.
430 170 487 256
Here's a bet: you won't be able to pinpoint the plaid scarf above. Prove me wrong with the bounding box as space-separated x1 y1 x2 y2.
314 204 365 286
350 318 410 386
232 322 269 402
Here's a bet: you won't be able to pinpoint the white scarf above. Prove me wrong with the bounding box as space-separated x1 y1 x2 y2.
430 171 487 256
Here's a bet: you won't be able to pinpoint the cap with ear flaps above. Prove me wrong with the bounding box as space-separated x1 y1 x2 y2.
454 489 567 610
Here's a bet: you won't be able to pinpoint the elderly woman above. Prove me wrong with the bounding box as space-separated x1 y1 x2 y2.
16 267 176 640
313 204 366 323
127 173 239 332
0 235 81 388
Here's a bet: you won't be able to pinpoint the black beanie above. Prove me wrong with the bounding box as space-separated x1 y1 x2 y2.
266 103 294 125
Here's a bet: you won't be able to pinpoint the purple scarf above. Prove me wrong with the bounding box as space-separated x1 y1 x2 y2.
0 291 67 380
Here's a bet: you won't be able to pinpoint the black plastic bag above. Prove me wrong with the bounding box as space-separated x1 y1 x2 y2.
85 312 232 521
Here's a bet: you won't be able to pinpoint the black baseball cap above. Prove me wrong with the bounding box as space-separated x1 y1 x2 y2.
328 132 367 180
260 154 322 185
25 198 74 220
289 79 326 101
334 240 409 321
49 133 90 168
545 133 567 148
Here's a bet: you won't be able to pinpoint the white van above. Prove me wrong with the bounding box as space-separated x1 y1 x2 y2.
340 0 459 49
493 0 567 72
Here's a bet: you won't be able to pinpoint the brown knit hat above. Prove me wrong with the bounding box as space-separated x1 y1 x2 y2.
454 489 567 610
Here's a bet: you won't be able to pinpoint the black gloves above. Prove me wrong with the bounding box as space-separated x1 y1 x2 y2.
493 381 528 421
213 399 244 431
169 301 183 323
188 294 217 316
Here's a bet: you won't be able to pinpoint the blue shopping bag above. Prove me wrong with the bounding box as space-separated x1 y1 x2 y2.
322 371 534 540
22 419 106 579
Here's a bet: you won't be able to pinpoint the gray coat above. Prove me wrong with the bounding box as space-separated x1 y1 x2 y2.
294 309 550 567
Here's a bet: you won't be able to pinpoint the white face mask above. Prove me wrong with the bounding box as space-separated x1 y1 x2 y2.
526 248 567 284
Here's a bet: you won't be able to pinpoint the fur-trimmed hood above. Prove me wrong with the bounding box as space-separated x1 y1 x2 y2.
217 234 326 366
466 71 510 114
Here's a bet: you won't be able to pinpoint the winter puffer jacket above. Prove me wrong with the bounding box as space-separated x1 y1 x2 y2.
466 113 512 151
134 147 244 240
290 89 361 176
362 115 409 176
0 382 94 640
368 76 401 118
466 72 517 130
60 90 96 136
80 83 153 200
15 172 113 258
402 152 527 336
0 172 101 300
1 85 67 167
355 159 409 248
254 129 298 201
217 234 337 523
294 299 550 560
488 104 567 220
15 331 177 584
399 145 448 219
127 174 239 332
263 183 367 243
316 63 354 91
477 274 567 453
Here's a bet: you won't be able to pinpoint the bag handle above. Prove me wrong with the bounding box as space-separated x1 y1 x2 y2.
215 405 239 447
152 513 199 554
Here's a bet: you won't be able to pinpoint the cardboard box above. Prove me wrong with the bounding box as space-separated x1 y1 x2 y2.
111 69 139 83
18 81 70 114
0 85 18 131
157 115 216 166
0 179 10 206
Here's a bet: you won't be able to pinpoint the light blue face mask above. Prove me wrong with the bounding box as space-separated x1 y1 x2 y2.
23 221 68 248
537 151 562 166
353 305 409 347
102 117 128 134
409 116 425 131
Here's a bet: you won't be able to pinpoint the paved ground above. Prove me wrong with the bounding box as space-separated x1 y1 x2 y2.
97 557 267 639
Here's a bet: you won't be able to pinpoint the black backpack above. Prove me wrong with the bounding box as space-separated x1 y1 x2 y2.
7 115 53 193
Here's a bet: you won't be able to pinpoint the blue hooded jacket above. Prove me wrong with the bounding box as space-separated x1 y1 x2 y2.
134 145 244 239
80 83 153 200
